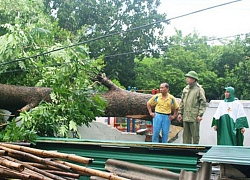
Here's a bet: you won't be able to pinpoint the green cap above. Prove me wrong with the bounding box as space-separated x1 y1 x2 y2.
185 71 198 80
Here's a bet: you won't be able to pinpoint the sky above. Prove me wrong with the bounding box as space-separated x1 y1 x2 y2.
158 0 250 38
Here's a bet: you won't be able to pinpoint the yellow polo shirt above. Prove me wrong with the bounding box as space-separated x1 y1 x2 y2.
148 93 179 114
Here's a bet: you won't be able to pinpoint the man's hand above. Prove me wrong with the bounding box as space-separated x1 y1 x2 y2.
169 115 176 121
197 116 202 122
177 114 182 122
149 112 155 118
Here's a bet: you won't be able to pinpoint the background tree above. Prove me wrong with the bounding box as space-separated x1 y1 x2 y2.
134 57 185 97
136 31 221 100
44 0 166 87
223 35 250 99
211 37 246 78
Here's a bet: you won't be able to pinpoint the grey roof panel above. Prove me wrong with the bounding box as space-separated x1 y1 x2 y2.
201 146 250 165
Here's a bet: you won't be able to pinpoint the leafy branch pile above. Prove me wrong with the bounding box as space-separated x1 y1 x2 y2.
0 119 37 143
0 143 128 180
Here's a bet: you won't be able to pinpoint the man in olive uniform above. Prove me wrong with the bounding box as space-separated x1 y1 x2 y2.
177 71 206 144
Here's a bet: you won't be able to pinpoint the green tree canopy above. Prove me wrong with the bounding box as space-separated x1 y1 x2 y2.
44 0 166 87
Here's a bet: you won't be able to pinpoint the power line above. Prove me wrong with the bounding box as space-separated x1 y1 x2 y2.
2 31 248 75
104 32 249 58
208 33 249 41
0 0 242 66
1 31 248 75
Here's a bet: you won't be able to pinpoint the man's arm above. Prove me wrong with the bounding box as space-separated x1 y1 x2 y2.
198 88 207 117
147 101 155 118
170 107 179 120
177 91 184 122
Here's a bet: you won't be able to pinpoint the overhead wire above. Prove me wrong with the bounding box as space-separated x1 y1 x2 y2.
104 32 249 58
1 31 248 75
0 0 242 67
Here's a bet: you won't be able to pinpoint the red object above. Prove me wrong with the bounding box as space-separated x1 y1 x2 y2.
155 89 159 94
151 89 155 94
146 124 153 133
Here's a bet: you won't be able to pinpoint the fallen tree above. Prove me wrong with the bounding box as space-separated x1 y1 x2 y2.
0 74 181 125
0 84 52 115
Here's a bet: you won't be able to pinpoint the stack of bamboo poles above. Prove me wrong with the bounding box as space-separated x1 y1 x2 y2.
0 143 129 180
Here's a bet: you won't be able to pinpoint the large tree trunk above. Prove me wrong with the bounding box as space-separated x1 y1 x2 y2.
0 75 181 125
0 84 52 115
98 76 153 120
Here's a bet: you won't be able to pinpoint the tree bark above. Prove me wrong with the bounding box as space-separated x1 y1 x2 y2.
0 75 181 125
0 84 52 114
98 76 153 120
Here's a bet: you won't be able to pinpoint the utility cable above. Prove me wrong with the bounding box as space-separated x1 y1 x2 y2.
0 0 241 66
1 31 248 75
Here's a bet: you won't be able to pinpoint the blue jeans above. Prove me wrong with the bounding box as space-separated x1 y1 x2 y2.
152 113 170 143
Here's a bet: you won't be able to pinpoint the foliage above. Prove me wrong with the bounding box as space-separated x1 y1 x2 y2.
44 0 166 87
212 39 246 77
135 32 222 100
135 57 185 97
18 52 107 137
220 35 250 99
135 31 250 101
0 119 37 144
0 0 107 138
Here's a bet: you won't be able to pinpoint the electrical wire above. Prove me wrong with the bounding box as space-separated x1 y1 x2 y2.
1 30 249 75
1 31 248 75
0 0 242 66
104 32 249 58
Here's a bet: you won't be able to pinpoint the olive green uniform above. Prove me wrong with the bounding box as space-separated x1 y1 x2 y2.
178 82 206 144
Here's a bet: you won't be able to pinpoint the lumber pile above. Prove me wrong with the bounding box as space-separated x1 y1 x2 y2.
0 143 129 180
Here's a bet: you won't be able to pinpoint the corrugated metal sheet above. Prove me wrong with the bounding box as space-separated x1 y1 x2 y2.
35 137 210 175
201 146 250 165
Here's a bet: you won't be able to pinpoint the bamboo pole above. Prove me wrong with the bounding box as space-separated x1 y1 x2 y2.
55 160 130 180
0 156 24 171
45 170 80 179
22 168 52 180
0 143 133 180
0 143 93 164
25 162 62 170
0 149 7 156
0 146 72 172
3 156 68 180
0 166 30 179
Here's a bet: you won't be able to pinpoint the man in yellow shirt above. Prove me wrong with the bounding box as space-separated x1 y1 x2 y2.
147 83 179 143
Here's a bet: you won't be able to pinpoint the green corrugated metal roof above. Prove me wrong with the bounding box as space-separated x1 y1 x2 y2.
35 137 211 178
201 146 250 165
